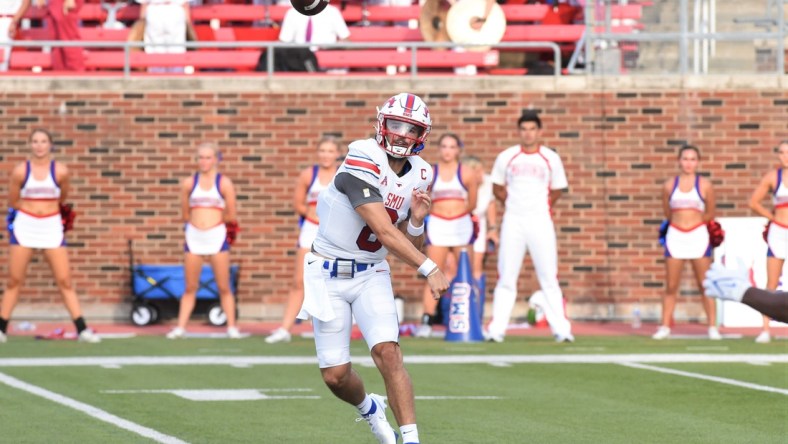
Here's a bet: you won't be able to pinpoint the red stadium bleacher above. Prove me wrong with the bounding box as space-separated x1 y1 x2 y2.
22 3 141 22
347 27 422 43
502 25 585 43
364 5 421 23
188 4 364 25
17 28 129 41
8 2 648 75
500 4 551 22
9 48 496 73
9 50 261 72
314 49 499 70
231 27 281 42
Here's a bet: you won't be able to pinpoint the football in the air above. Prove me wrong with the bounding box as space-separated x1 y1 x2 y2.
291 0 330 16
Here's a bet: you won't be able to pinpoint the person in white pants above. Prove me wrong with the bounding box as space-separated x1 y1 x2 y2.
486 112 573 343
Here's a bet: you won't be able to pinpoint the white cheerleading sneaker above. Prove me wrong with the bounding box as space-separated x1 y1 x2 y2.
264 327 291 344
414 324 432 338
652 326 671 340
708 327 722 341
78 329 101 343
166 327 185 339
357 393 398 444
227 326 242 339
754 331 771 344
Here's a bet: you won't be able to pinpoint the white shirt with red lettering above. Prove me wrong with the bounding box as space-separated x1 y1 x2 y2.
490 145 567 217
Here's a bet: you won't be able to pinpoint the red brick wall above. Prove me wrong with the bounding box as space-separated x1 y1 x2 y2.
1 88 786 320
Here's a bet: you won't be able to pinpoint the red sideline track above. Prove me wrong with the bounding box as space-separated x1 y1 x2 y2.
5 321 786 340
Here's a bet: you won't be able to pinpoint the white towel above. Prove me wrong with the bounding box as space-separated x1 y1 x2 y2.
297 252 335 322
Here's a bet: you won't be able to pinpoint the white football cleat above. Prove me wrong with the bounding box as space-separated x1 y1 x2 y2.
708 327 722 341
227 327 242 339
754 331 771 344
0 331 6 343
652 326 671 340
357 393 398 444
78 329 101 343
264 327 291 344
166 327 185 340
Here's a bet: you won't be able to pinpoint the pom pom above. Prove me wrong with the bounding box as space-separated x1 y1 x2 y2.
59 203 76 232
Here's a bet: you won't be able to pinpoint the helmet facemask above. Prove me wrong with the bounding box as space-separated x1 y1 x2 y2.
378 117 428 158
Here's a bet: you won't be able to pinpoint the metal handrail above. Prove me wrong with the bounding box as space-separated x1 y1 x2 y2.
3 40 564 78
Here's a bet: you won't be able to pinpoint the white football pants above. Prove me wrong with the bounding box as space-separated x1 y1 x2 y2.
488 214 572 339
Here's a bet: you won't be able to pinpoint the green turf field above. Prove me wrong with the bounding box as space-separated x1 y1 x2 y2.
0 335 786 443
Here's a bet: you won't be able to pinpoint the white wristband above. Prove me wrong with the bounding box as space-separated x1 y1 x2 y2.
407 219 425 237
418 258 437 277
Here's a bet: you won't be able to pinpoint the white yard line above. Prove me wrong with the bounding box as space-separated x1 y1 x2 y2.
618 362 788 396
0 371 189 444
0 354 786 367
103 388 314 394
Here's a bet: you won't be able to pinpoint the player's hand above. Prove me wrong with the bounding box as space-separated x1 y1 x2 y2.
703 260 751 303
8 20 17 38
411 189 431 222
426 268 450 300
64 0 76 13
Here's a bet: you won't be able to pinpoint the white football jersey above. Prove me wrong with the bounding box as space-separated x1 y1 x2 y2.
491 145 567 217
313 138 433 263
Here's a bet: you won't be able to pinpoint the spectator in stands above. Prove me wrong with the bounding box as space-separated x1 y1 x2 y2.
0 129 100 344
278 3 350 72
279 2 350 49
415 133 478 338
265 137 342 344
137 0 191 64
0 0 24 71
541 0 582 25
166 143 241 340
12 0 85 71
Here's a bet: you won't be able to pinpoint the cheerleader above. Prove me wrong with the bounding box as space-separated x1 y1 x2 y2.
462 155 498 282
1 129 99 343
265 137 341 344
415 133 478 338
747 140 788 343
654 145 720 340
166 143 240 339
